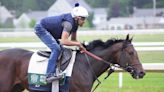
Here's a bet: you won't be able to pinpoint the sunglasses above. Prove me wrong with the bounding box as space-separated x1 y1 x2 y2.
79 17 86 21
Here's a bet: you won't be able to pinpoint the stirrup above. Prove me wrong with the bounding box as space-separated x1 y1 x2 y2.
46 73 64 83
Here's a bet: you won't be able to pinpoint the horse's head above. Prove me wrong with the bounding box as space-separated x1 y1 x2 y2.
113 34 145 79
84 35 145 79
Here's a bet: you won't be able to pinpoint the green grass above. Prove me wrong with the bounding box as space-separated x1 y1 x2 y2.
0 37 40 42
23 73 164 92
138 51 164 63
94 72 164 92
0 34 164 42
78 34 164 42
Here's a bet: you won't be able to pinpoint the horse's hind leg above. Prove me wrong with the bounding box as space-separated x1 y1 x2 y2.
11 83 25 92
0 82 12 92
0 73 14 92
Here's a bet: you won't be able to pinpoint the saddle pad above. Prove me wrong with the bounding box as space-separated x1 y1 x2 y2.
28 52 48 74
28 52 48 85
28 50 77 85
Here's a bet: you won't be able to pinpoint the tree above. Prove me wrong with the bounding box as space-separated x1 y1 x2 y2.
87 13 94 27
109 0 120 17
29 19 36 28
119 0 132 16
36 0 55 10
85 0 108 7
107 0 133 18
0 0 55 16
133 0 151 8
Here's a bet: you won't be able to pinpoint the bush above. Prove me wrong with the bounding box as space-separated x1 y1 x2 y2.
29 19 36 28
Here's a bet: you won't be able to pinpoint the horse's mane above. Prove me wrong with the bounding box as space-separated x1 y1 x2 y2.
85 38 124 50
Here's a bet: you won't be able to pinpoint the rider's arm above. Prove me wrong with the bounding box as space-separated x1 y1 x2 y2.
60 21 86 51
61 31 80 46
60 21 80 46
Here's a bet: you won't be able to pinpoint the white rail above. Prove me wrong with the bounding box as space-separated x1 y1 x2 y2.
1 29 164 37
117 63 164 88
0 42 164 51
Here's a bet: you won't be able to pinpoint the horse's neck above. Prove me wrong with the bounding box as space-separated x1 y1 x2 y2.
89 47 115 78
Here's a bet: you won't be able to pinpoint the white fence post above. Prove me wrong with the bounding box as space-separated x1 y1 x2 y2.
118 72 123 88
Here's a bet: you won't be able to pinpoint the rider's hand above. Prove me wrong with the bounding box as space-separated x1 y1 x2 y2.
78 42 86 53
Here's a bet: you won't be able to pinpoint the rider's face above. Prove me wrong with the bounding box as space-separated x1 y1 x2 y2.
77 17 86 27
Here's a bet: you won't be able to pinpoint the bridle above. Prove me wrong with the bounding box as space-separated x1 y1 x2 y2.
119 43 142 74
83 41 142 92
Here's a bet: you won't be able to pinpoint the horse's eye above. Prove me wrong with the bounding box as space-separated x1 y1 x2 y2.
129 52 134 55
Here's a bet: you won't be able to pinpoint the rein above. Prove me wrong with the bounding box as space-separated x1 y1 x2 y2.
84 50 113 65
83 50 141 92
83 50 117 92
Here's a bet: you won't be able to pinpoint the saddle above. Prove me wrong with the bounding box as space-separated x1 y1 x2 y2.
37 47 73 71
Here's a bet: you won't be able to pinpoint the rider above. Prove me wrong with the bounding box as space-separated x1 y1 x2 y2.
34 3 88 81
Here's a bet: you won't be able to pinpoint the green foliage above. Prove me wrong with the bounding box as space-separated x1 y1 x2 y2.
29 19 36 28
85 0 109 7
87 13 94 27
21 0 38 11
0 0 55 16
119 0 131 16
82 20 90 28
80 13 94 28
0 23 2 28
36 0 56 10
1 0 164 19
133 0 152 8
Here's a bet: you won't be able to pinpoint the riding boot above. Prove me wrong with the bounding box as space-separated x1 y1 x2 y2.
46 72 64 83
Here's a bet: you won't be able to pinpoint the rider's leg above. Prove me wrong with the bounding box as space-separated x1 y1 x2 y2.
34 24 61 75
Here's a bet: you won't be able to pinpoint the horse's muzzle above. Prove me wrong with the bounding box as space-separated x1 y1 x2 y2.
139 71 146 78
132 71 146 79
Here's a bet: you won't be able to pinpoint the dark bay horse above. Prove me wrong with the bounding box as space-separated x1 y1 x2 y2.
0 35 145 92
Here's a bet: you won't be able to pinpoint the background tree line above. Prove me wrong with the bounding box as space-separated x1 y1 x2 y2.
0 0 55 17
1 0 164 17
85 0 164 18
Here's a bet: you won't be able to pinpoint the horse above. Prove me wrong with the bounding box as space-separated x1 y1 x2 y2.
0 35 145 92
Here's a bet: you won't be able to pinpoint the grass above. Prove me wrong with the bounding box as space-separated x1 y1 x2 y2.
138 51 164 63
0 34 164 42
94 72 164 92
0 37 40 42
78 34 164 42
23 73 164 92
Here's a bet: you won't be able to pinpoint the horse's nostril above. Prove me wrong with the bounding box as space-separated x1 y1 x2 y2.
139 72 145 78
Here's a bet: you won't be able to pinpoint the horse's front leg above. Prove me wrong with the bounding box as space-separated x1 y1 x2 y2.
11 83 25 92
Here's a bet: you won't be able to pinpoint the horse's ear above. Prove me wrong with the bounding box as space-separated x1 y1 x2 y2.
130 36 133 43
126 34 129 41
